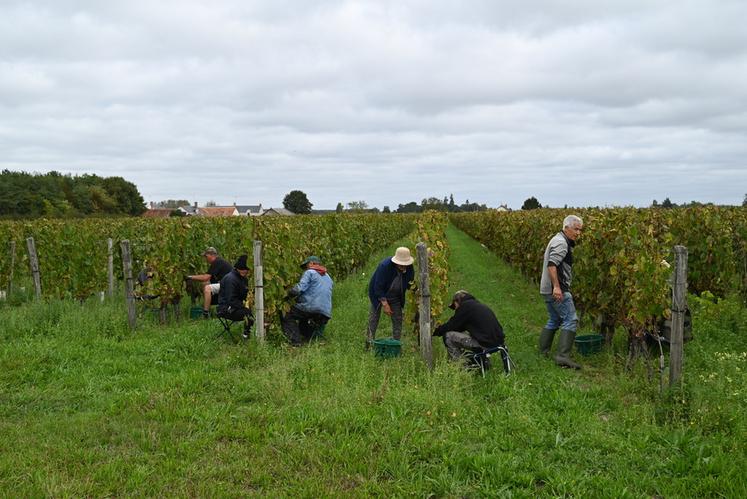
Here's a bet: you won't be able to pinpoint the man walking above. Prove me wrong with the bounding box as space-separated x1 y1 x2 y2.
539 215 583 369
366 247 415 349
281 256 334 346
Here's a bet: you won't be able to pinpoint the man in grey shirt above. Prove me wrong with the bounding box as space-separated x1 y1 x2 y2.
539 215 583 369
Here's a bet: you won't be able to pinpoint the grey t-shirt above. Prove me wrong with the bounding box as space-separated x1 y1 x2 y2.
540 232 574 295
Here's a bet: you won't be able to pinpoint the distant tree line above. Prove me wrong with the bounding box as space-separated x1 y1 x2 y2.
154 199 190 209
396 194 488 213
0 170 145 218
650 197 733 209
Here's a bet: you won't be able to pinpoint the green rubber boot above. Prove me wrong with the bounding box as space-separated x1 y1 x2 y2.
554 329 581 369
539 328 556 357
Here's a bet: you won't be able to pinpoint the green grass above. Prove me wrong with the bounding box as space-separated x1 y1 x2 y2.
0 225 745 497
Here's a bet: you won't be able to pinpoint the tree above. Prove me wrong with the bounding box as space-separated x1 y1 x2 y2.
460 199 488 212
421 197 448 212
521 196 542 210
101 176 145 215
448 194 457 212
0 170 145 218
661 197 674 209
347 200 368 212
335 202 344 213
743 193 747 207
396 202 421 213
205 200 217 207
283 190 313 214
382 206 391 213
156 199 190 209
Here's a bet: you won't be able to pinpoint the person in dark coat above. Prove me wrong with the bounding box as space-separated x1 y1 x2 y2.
366 247 415 349
433 290 504 362
216 255 254 339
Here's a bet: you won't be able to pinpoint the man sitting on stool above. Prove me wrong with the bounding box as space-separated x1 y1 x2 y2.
281 256 333 346
216 255 254 339
433 290 505 364
185 247 233 318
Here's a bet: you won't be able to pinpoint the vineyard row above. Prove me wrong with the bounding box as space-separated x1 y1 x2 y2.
451 206 747 335
0 212 452 332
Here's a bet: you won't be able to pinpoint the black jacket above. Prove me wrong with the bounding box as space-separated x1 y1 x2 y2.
433 295 504 348
217 269 249 313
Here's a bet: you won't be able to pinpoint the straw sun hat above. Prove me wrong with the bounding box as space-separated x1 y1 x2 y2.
391 247 414 266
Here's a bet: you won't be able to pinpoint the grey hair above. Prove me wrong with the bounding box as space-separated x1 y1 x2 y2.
563 215 583 229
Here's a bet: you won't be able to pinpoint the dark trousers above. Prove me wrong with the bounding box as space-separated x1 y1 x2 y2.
282 306 329 345
218 306 254 332
367 301 403 346
443 331 483 361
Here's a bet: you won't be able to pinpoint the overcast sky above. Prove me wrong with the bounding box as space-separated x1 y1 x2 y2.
1 1 745 209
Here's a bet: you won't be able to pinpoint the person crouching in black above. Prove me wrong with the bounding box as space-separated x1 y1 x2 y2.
433 290 504 363
216 255 254 339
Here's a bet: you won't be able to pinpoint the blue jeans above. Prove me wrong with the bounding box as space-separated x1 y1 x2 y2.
542 292 578 332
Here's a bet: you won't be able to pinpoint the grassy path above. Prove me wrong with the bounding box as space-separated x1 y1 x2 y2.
0 226 744 496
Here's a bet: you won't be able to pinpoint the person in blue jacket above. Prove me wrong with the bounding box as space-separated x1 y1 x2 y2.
281 256 334 346
366 247 415 349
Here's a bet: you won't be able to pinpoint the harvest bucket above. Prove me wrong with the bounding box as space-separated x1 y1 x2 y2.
190 307 205 319
574 334 604 356
373 338 402 359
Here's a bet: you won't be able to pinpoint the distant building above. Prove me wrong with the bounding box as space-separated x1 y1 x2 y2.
199 206 240 217
178 203 199 216
260 207 295 216
165 202 277 217
142 208 172 218
311 209 336 215
234 204 263 216
496 204 510 212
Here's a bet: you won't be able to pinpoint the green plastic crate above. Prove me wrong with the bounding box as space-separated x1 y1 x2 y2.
575 334 604 356
189 307 205 319
373 338 402 359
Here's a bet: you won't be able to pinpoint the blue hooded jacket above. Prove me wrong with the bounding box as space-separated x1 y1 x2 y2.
292 268 334 318
368 257 414 306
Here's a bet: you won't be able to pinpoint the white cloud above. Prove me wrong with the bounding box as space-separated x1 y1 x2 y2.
0 0 745 209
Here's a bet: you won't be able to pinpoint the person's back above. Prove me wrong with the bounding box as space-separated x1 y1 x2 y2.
295 267 334 318
209 257 233 284
450 297 504 348
433 293 503 347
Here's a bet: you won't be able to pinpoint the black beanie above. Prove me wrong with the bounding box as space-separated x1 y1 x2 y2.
234 255 249 270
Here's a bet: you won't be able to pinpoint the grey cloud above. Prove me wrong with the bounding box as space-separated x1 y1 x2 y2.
0 0 745 209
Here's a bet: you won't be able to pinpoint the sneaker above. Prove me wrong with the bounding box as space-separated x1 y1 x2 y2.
242 331 250 340
202 310 210 319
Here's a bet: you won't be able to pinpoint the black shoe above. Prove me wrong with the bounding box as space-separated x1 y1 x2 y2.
202 310 210 319
242 331 250 340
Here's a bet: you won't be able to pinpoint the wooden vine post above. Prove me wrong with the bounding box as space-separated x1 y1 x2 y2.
416 242 434 370
120 240 137 330
26 237 42 300
8 240 16 295
669 245 688 387
107 238 114 298
253 240 265 342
